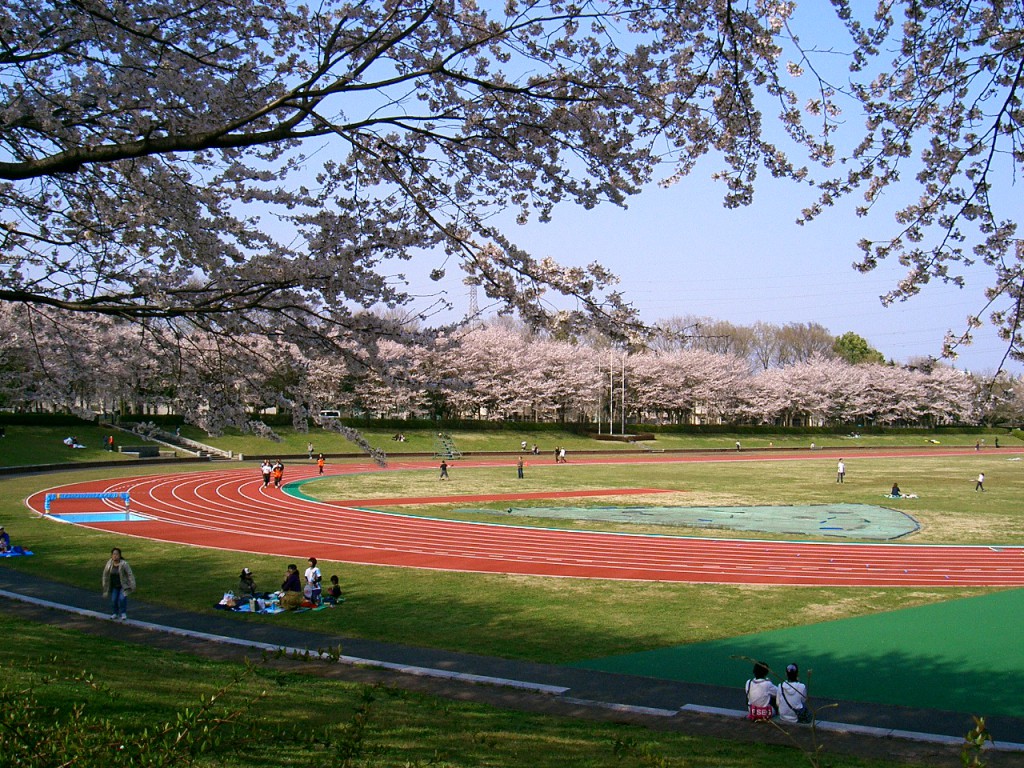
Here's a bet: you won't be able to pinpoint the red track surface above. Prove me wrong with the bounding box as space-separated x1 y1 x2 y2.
24 452 1024 587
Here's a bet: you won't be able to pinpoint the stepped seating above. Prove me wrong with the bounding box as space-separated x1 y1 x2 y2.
432 432 462 460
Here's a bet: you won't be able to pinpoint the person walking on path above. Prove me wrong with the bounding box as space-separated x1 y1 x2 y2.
976 472 986 492
101 547 135 621
558 447 567 463
837 459 845 483
439 460 449 480
272 460 284 488
307 442 314 460
517 456 524 479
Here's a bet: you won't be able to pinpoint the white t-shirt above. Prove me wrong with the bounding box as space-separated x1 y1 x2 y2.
777 680 808 723
304 565 321 586
745 677 777 708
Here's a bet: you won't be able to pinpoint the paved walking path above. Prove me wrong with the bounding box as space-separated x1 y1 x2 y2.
2 566 1023 764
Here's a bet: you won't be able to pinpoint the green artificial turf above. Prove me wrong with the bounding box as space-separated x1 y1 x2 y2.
573 588 1024 718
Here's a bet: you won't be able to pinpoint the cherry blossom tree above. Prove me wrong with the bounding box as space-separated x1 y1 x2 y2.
3 0 1021 388
628 349 749 424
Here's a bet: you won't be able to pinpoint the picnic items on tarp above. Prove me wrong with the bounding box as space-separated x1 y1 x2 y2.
217 591 284 613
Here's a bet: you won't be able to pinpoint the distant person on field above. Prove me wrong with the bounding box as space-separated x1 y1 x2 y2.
558 447 566 463
0 526 10 553
836 459 845 483
777 663 809 724
976 472 985 492
890 482 901 498
995 437 1000 448
308 442 314 459
745 661 777 721
521 440 527 451
101 547 135 621
517 456 524 479
439 460 449 480
736 440 741 451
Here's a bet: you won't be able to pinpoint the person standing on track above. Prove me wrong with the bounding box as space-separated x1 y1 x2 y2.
317 453 325 475
272 460 284 488
260 459 272 487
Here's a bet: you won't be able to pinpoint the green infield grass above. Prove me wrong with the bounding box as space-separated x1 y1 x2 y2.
301 452 1024 545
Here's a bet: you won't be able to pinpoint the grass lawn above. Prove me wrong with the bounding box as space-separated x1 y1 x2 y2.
0 424 138 466
170 423 1018 458
0 613 919 768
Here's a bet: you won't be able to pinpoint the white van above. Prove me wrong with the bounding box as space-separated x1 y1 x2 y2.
319 410 341 420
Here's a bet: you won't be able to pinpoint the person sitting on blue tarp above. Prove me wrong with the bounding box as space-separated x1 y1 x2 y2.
0 526 9 553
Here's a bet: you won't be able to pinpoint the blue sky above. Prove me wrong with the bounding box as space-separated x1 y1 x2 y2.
423 164 1022 376
373 7 1024 375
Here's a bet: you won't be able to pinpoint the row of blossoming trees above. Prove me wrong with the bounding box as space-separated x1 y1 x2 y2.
1 307 1005 431
369 326 984 427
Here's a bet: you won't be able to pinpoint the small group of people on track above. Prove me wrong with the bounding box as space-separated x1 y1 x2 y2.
259 459 286 488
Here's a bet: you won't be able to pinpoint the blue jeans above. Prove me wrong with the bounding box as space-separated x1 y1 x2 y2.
110 587 128 616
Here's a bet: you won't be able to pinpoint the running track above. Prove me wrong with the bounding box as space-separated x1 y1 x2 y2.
24 451 1024 587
